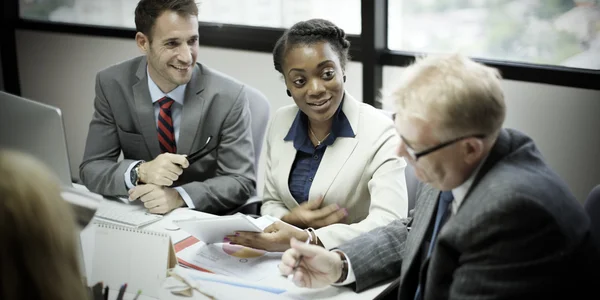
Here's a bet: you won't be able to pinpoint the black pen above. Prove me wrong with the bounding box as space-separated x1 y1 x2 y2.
103 285 109 300
116 283 127 300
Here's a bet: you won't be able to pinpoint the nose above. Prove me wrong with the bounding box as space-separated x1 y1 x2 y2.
307 79 326 97
177 44 193 64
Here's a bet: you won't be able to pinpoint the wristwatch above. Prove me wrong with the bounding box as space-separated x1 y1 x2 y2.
130 161 144 186
334 250 349 284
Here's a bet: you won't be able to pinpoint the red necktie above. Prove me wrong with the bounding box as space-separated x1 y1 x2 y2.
157 97 176 153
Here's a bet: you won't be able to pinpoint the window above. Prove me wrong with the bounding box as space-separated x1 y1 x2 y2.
19 0 361 34
387 0 600 70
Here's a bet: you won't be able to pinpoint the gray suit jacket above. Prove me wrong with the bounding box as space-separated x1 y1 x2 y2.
338 128 600 299
79 56 256 214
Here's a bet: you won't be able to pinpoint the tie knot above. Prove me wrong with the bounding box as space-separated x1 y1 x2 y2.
159 97 174 109
440 191 454 204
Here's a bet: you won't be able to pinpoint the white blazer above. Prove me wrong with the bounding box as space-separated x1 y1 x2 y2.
261 94 408 249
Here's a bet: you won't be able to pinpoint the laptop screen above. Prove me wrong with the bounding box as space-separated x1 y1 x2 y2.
0 91 73 187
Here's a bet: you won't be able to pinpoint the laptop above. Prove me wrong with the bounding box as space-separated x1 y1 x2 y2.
0 91 73 187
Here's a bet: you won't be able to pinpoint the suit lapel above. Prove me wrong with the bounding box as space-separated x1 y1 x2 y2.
178 63 206 154
278 139 301 209
132 58 161 158
400 186 439 284
308 95 359 201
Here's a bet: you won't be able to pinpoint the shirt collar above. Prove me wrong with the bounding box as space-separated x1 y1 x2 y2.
284 96 355 153
147 67 186 105
450 154 489 214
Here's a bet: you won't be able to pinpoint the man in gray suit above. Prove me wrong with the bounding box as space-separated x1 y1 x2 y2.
79 0 257 215
279 54 599 299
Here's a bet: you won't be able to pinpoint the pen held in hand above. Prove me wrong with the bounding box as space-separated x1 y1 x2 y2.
287 237 311 281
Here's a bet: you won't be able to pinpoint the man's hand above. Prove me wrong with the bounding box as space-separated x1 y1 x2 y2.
226 221 309 252
279 238 343 288
128 184 185 214
282 195 347 229
138 153 189 186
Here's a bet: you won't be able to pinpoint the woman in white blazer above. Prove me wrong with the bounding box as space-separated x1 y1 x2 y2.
227 19 408 251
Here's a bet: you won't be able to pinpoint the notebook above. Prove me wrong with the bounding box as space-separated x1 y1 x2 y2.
94 200 163 228
90 222 177 298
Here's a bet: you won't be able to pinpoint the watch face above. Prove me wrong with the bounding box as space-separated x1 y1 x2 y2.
131 170 137 185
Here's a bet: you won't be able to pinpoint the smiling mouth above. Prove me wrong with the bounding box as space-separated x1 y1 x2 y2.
172 65 190 71
307 98 331 107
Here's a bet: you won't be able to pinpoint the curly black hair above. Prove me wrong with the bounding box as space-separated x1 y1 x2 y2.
273 19 351 74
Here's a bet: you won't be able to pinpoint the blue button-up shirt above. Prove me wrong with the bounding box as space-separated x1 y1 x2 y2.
284 99 355 204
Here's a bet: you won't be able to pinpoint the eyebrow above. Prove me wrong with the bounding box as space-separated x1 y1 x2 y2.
287 60 335 75
162 35 199 43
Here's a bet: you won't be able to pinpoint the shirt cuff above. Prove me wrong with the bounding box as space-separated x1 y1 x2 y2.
174 186 195 209
331 250 356 286
124 160 142 190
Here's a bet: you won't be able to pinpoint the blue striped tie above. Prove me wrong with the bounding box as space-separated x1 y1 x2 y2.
157 97 176 153
414 191 454 300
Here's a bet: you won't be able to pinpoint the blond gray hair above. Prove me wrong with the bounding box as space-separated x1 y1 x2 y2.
393 54 506 139
0 150 88 300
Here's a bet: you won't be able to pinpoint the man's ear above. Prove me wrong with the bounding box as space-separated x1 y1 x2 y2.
135 32 149 54
462 138 484 165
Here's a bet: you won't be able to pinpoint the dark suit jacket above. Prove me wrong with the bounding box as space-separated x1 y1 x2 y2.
79 56 256 214
338 128 600 299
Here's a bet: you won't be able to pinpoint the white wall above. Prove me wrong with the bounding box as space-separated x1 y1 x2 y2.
15 30 600 203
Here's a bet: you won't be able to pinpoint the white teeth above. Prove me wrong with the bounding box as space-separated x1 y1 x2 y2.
308 99 329 106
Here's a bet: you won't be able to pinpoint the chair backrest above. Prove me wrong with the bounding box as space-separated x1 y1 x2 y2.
377 108 417 212
584 184 600 250
226 86 270 216
244 86 271 168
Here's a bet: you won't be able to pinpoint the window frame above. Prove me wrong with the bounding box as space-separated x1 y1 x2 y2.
2 0 598 104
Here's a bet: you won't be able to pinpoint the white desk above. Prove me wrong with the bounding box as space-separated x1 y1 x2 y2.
80 198 389 300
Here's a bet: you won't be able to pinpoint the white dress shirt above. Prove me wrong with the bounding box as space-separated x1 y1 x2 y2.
123 69 195 208
336 157 488 286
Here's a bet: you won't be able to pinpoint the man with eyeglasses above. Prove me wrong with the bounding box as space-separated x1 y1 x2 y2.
278 54 599 299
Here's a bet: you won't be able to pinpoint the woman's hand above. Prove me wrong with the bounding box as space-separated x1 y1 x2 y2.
226 221 309 252
282 195 348 229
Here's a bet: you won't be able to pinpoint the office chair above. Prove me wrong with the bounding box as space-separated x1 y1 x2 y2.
584 184 600 250
226 86 271 216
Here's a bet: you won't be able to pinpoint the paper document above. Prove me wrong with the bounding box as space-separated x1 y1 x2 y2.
174 213 275 244
161 266 304 300
175 236 282 281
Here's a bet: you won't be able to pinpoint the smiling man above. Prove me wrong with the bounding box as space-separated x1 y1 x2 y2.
80 0 260 215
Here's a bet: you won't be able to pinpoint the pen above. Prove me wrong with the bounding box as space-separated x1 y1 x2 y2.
116 283 127 300
132 289 142 300
103 285 109 300
287 237 311 281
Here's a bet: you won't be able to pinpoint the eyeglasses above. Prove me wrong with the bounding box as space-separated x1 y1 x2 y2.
402 134 485 161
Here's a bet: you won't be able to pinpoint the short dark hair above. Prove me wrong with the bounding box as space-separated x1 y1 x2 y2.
134 0 199 41
273 18 351 74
